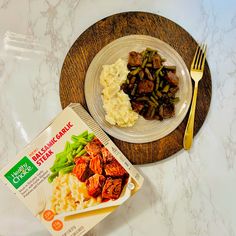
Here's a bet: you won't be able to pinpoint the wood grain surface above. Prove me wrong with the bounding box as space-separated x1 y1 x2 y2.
59 12 212 164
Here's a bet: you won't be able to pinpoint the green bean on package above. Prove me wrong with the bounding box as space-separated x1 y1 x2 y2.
48 130 95 183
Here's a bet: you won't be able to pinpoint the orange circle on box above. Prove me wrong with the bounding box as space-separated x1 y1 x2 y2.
52 219 63 231
43 210 54 221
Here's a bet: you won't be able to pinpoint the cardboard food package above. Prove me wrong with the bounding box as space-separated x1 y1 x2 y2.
0 103 144 236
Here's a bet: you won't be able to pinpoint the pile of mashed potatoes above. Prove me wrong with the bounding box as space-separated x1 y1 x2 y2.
51 173 101 214
100 59 138 127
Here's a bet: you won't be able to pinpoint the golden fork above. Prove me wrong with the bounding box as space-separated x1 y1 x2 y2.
183 44 207 150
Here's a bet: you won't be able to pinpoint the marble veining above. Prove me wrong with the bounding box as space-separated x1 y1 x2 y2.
0 0 236 236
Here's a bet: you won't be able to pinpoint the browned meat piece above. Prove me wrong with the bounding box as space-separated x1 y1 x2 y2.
163 104 175 119
102 178 123 200
152 54 162 69
131 102 144 113
85 137 102 156
101 147 115 163
89 154 103 175
86 174 106 197
128 51 142 66
73 156 91 182
105 159 128 177
165 71 179 86
143 105 155 120
138 80 154 94
130 77 136 84
168 86 179 97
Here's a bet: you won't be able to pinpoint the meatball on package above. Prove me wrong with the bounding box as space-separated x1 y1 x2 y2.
0 103 144 236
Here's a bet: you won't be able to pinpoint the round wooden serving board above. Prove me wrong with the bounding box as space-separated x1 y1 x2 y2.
59 12 212 164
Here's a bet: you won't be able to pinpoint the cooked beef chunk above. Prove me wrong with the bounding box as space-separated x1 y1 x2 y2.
168 86 179 97
89 154 103 175
128 51 142 66
130 77 136 84
73 156 91 182
143 105 155 120
152 54 162 69
131 102 144 113
101 147 115 164
102 177 123 200
85 137 102 156
165 71 179 86
138 80 154 94
86 174 106 197
104 159 128 177
163 104 175 119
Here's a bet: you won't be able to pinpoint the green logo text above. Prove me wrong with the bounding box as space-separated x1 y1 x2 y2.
4 156 38 189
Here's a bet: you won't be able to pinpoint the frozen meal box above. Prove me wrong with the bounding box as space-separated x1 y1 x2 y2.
0 103 144 236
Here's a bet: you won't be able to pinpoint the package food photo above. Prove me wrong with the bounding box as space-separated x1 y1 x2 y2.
0 103 144 236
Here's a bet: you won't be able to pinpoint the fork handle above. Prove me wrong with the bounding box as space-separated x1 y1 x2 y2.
183 81 199 150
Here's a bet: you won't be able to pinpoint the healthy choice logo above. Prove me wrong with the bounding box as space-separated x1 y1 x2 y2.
4 156 38 189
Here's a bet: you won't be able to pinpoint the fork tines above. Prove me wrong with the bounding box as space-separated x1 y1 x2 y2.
191 44 207 70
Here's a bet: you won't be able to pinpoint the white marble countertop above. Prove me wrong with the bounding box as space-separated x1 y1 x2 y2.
0 0 236 235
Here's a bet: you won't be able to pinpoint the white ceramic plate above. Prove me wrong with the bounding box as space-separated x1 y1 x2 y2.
85 35 192 143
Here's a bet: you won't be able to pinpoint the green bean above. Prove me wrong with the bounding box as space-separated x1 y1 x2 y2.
146 47 157 52
162 84 170 93
50 156 70 172
67 152 74 162
131 84 138 96
154 66 163 78
152 92 158 100
53 155 68 168
76 145 83 154
87 133 95 141
53 161 74 172
148 100 157 107
130 67 141 75
71 135 78 142
48 172 58 183
77 138 88 145
136 96 149 102
76 130 88 139
76 149 86 158
159 80 163 88
59 165 75 175
71 142 80 150
150 107 156 118
64 141 71 152
155 76 160 91
148 51 155 62
145 68 154 80
146 63 153 67
141 58 148 68
150 96 159 106
170 97 180 104
164 65 176 71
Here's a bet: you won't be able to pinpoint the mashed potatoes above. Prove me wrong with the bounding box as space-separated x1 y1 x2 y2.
51 173 101 214
100 59 138 127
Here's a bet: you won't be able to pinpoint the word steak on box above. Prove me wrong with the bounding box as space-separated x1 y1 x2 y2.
0 103 144 236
